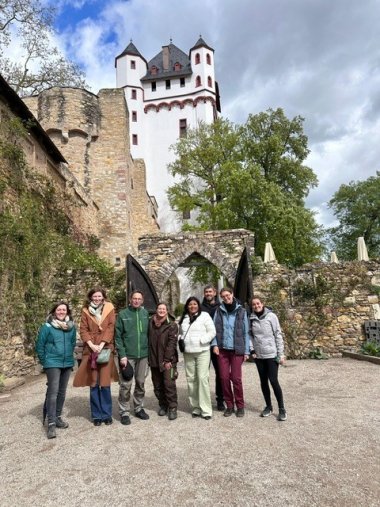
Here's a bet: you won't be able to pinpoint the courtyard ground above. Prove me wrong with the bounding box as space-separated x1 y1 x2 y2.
0 357 379 507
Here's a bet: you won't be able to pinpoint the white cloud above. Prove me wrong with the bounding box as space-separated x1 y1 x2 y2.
41 0 380 226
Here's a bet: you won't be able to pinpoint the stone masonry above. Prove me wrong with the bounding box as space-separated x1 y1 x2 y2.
137 229 255 297
253 259 380 357
24 87 159 265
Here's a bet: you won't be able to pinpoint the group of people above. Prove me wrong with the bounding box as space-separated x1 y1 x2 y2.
35 285 287 439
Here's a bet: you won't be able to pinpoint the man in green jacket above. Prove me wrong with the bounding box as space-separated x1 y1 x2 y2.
115 290 150 425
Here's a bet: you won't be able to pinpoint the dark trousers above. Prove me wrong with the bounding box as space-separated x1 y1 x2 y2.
255 358 284 409
218 349 245 409
45 367 72 424
90 385 112 420
210 348 224 405
151 366 178 410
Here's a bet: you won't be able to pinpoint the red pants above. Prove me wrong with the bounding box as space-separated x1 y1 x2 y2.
217 349 245 409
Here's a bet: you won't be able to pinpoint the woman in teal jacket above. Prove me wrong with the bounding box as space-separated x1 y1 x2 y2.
35 302 76 439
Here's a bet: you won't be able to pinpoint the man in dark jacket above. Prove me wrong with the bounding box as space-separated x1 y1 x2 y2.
115 290 150 425
201 284 225 411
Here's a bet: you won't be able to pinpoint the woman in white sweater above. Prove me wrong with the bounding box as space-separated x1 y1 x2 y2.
179 296 216 419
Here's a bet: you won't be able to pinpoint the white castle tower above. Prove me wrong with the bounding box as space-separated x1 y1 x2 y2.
115 37 221 230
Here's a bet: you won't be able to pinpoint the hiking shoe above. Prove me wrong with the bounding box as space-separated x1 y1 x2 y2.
217 402 225 411
47 423 56 439
158 407 168 416
236 408 245 418
135 409 150 420
192 412 201 418
224 407 234 417
168 409 177 421
55 417 69 428
278 408 287 421
104 418 113 425
202 415 212 420
93 419 102 426
120 415 131 425
260 406 272 417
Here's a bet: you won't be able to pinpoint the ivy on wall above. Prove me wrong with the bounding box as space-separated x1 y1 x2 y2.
0 117 116 353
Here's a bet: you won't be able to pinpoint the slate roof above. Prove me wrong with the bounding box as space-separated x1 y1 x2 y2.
141 43 192 82
115 41 148 66
190 36 214 52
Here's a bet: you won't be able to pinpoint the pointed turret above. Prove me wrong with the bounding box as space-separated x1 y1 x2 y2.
190 36 214 52
115 40 147 66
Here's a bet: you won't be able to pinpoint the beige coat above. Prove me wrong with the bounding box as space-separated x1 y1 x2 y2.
73 302 119 387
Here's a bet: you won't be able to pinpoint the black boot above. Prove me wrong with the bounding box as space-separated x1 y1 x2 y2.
47 423 56 439
168 408 177 420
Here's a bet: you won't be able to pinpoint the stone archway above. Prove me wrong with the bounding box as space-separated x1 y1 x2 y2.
137 229 255 297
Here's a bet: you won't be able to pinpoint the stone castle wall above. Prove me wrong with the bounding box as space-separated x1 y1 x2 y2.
253 259 380 357
0 94 99 240
24 87 159 265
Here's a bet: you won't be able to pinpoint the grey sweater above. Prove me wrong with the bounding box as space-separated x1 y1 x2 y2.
250 307 284 359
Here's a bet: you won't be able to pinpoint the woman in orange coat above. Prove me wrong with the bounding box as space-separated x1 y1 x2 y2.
73 287 118 426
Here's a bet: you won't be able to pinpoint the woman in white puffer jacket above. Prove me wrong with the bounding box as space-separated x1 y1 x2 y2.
179 296 216 419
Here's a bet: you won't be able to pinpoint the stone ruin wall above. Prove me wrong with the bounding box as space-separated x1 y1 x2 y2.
253 259 380 358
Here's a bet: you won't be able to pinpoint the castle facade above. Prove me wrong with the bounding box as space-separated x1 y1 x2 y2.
115 37 221 229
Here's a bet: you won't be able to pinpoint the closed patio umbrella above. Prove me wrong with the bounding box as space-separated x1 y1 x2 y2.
264 242 277 263
357 237 369 261
330 251 339 263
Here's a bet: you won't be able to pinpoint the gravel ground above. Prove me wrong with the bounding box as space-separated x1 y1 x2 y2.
0 357 379 507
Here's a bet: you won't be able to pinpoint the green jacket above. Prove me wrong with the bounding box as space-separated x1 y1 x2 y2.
35 323 76 369
115 306 149 359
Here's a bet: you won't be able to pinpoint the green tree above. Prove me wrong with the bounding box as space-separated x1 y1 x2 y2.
328 172 380 259
0 0 86 96
168 110 324 268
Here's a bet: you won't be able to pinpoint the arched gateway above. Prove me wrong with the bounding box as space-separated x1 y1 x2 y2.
127 229 255 312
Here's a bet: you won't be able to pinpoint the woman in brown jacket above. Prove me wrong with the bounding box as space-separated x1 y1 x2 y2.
73 287 118 426
148 302 179 420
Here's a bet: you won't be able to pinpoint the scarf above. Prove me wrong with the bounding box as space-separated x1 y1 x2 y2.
153 314 168 328
224 299 237 313
89 302 104 322
89 352 99 369
47 315 74 330
189 312 200 324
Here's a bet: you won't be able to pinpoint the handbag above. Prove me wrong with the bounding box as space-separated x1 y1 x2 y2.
97 348 111 364
178 338 186 353
178 321 192 353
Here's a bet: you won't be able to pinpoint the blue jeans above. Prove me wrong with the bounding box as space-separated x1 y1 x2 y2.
90 385 112 420
45 367 72 424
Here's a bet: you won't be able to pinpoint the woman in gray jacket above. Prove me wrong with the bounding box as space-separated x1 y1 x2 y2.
250 296 287 421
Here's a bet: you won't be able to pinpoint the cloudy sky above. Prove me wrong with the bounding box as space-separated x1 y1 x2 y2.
47 0 379 226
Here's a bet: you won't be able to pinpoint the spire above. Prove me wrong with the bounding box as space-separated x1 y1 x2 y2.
190 36 214 52
115 40 148 66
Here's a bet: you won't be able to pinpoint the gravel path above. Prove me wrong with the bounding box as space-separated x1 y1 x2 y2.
1 358 379 507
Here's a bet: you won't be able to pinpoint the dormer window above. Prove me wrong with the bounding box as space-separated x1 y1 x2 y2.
208 76 212 87
151 66 158 75
195 53 200 64
196 75 202 87
206 54 211 65
174 62 182 71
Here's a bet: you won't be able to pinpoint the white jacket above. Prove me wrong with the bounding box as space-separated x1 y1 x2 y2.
179 312 216 353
